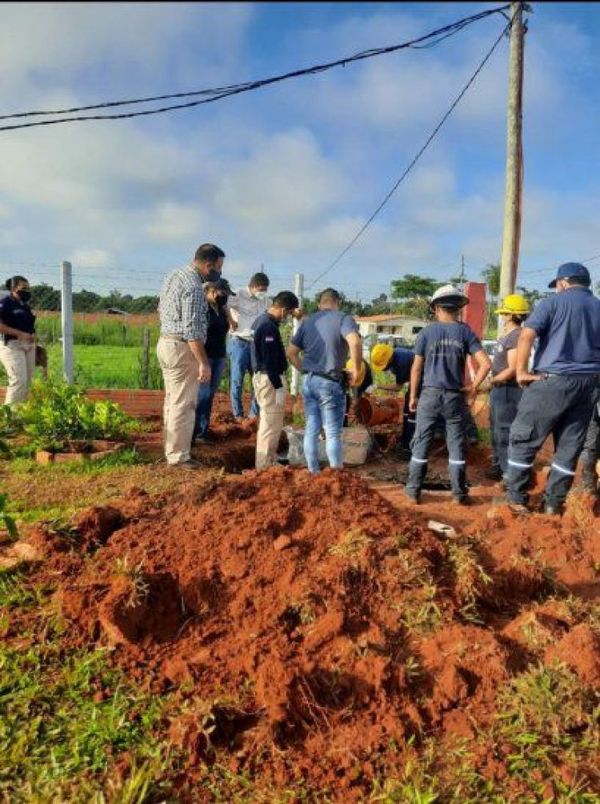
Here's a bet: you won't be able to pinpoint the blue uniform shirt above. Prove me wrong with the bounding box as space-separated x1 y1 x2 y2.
0 295 36 343
291 310 359 377
414 322 482 390
525 287 600 375
389 348 414 384
251 312 287 390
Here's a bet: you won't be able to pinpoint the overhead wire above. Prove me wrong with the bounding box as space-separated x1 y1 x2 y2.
0 4 511 132
306 17 512 290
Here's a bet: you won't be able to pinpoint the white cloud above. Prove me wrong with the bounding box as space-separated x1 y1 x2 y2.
70 248 114 268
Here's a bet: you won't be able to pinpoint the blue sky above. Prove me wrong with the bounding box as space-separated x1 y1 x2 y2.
1 2 599 301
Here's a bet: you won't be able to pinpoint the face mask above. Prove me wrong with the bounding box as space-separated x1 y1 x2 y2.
216 296 228 308
17 290 31 303
252 290 268 300
205 268 221 283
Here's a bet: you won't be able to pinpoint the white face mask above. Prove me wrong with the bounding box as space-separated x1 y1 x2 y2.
252 290 268 300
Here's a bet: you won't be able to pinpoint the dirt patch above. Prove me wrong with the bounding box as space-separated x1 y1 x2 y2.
22 466 600 797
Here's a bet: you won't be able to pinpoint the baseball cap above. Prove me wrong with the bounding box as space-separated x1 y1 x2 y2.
548 262 591 289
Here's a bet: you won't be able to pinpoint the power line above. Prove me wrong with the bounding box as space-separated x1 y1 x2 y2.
0 5 511 133
307 19 511 291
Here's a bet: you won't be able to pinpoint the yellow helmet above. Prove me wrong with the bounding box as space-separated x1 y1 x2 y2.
346 358 367 388
370 343 393 372
495 294 530 315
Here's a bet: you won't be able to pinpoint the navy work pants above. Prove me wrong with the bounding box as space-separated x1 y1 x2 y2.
489 384 522 475
406 387 468 499
506 374 599 507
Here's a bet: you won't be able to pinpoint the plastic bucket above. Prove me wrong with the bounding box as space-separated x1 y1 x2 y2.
357 395 402 427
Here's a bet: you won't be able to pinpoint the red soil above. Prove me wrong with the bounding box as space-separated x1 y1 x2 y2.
17 466 599 798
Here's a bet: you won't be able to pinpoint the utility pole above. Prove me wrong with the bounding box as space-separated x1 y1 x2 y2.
499 1 525 303
60 261 74 383
459 254 466 290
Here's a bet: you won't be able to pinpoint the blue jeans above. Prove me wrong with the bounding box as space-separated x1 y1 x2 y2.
194 357 226 439
303 373 346 474
406 387 468 499
228 337 258 418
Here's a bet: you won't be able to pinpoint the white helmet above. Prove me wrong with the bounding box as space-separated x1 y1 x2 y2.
429 284 469 309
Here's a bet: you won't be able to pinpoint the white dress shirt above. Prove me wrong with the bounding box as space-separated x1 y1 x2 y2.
228 287 270 339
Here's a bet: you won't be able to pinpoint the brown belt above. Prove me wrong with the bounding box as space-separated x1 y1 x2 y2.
161 334 186 341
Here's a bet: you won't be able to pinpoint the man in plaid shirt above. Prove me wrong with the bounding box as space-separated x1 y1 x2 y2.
157 243 225 468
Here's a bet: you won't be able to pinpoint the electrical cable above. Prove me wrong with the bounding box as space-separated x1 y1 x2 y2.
0 4 511 132
306 19 511 290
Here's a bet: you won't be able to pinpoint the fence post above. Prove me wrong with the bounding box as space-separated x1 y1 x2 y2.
60 261 74 383
290 272 304 399
141 327 150 389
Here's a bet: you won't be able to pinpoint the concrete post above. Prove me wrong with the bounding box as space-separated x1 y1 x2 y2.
60 261 74 384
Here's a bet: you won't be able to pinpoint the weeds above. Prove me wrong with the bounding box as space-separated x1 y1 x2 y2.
114 556 150 608
494 663 600 794
0 494 18 542
329 529 372 559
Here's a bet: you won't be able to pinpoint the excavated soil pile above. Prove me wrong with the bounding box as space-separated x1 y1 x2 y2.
23 470 600 796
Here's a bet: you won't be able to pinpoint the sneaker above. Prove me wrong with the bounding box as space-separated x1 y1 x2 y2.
168 458 202 470
507 501 530 515
195 433 215 445
403 488 421 504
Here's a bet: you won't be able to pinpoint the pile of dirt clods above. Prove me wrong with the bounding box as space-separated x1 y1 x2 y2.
27 469 600 795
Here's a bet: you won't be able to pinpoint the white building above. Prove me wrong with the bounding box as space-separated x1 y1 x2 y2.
356 314 427 347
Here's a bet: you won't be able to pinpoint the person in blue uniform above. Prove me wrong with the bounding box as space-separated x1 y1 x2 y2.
505 263 600 515
251 291 299 469
404 285 491 505
486 294 531 481
0 276 36 405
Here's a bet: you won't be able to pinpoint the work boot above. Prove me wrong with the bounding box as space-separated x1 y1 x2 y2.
169 458 202 470
541 500 563 516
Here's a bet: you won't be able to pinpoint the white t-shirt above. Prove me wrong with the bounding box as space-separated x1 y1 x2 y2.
228 287 270 339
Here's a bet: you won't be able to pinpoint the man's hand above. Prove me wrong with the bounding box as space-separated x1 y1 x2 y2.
229 318 238 331
461 384 478 405
349 367 360 387
198 361 212 384
291 308 304 321
516 369 542 387
409 396 418 413
18 332 35 344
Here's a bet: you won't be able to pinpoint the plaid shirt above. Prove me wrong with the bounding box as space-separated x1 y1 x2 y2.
158 265 208 342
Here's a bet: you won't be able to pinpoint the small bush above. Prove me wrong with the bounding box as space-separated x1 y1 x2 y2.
15 380 139 451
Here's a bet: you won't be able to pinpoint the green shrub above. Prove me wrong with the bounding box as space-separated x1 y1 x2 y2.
16 380 138 451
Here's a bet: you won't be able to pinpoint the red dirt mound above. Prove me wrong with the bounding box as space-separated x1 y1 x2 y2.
23 468 600 797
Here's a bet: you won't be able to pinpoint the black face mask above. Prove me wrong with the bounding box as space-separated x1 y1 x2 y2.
17 290 31 303
204 268 221 283
216 295 228 308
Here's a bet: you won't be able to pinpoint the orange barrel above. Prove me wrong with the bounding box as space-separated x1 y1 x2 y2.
357 395 402 427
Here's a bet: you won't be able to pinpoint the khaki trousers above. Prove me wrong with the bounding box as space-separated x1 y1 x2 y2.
253 373 286 470
156 338 199 465
0 340 36 405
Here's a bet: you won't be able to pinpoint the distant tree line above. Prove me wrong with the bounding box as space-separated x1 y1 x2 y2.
29 284 159 314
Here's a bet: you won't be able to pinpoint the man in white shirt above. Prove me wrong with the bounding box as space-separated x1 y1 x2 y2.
227 272 270 419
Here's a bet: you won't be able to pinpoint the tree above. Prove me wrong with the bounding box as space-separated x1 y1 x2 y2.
481 263 500 299
391 274 442 300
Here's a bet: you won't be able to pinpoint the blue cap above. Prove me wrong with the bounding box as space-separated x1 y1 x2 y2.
548 262 591 288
